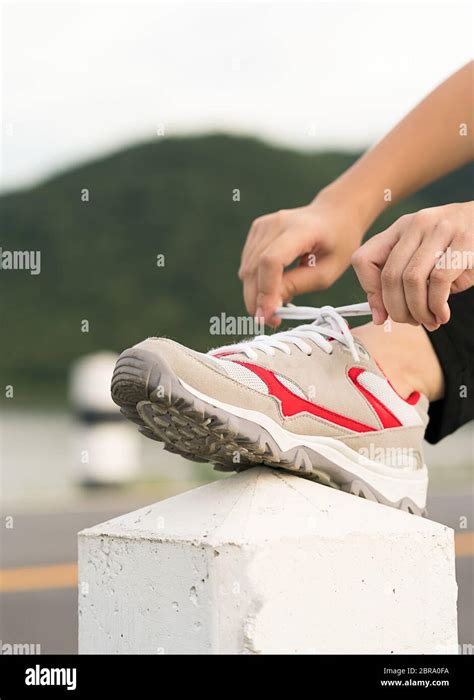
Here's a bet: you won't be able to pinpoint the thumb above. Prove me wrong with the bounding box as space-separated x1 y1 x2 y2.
282 255 338 301
256 228 321 325
351 228 399 324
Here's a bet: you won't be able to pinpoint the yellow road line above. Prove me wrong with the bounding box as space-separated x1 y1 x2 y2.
455 532 474 558
0 533 472 593
0 563 77 593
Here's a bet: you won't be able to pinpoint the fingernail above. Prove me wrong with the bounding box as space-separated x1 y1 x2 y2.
371 308 382 325
269 316 281 329
255 307 265 325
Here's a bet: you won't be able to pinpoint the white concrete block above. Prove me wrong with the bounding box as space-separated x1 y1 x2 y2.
78 467 458 654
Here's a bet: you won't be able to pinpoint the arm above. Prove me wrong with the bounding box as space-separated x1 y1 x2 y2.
239 61 474 325
325 61 474 228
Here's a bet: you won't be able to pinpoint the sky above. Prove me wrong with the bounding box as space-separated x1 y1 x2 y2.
1 0 473 190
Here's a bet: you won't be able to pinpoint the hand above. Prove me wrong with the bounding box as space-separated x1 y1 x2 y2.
352 202 474 331
238 188 366 326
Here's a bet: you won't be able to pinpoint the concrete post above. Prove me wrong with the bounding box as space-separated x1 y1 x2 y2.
78 467 458 654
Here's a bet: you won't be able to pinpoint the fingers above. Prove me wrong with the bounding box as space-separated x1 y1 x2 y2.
239 202 365 324
451 268 474 294
240 207 333 325
255 228 315 324
351 224 400 324
427 266 452 325
282 255 336 298
401 220 453 329
255 251 284 323
239 212 286 317
353 207 473 329
381 234 424 325
242 273 258 318
428 232 473 323
240 214 275 269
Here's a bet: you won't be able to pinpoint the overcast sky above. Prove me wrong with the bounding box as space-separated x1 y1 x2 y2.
1 1 472 190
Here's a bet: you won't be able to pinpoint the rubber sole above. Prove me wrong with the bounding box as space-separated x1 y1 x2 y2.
111 347 427 516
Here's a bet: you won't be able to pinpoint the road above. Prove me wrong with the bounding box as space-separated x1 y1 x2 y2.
0 487 472 654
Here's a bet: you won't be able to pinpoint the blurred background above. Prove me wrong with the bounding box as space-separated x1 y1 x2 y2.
0 1 472 654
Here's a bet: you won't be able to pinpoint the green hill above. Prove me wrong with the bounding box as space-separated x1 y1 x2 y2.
1 133 473 401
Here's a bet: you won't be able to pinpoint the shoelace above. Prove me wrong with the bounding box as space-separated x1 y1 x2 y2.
210 302 372 362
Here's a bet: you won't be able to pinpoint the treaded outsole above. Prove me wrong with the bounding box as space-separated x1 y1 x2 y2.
111 347 427 516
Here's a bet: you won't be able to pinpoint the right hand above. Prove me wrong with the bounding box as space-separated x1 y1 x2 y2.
238 189 366 326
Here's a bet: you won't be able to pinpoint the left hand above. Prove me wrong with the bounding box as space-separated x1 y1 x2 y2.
351 202 474 331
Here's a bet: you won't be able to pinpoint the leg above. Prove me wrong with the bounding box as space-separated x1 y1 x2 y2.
352 322 444 402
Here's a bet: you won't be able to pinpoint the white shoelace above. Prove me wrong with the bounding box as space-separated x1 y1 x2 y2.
210 302 372 362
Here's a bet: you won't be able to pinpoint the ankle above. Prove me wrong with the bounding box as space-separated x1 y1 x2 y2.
352 321 444 402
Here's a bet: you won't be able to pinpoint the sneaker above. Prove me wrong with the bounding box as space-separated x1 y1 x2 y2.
111 303 428 515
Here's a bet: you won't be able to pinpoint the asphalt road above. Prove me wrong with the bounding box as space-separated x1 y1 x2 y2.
1 489 472 654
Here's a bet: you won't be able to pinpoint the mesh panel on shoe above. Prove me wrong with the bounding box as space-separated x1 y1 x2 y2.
357 371 423 427
215 359 269 394
274 373 307 399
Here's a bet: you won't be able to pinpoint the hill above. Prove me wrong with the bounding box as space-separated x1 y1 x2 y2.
1 133 473 400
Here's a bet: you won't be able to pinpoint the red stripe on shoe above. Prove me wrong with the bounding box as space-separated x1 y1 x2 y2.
234 361 376 433
405 391 421 405
348 367 402 429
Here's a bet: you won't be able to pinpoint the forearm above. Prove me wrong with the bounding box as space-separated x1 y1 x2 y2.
316 61 474 233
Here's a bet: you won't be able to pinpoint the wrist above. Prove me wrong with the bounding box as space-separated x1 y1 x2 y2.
313 163 390 237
